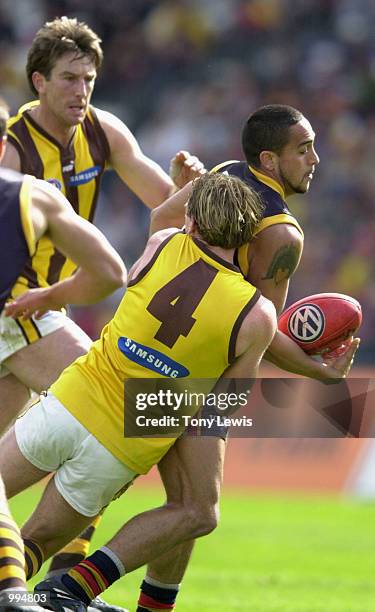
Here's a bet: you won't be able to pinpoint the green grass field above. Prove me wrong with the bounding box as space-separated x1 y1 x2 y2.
10 485 375 612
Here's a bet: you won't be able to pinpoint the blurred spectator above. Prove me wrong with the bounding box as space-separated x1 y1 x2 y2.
1 0 374 360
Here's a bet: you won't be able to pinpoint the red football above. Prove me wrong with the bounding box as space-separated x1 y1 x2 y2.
278 293 362 355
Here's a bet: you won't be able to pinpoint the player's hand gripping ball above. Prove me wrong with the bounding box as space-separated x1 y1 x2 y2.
278 293 362 355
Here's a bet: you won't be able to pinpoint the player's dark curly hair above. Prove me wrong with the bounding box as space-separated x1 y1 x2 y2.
27 16 103 96
242 105 304 168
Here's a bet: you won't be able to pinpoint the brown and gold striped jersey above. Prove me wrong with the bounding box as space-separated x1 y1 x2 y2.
0 169 36 312
7 101 110 296
52 230 260 473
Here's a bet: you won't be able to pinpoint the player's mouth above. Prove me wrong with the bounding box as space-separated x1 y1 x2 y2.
69 104 86 117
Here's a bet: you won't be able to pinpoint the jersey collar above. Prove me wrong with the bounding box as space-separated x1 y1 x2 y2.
249 165 286 201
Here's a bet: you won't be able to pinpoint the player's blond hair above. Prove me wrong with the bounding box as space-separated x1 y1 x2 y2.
27 16 103 95
187 173 264 249
0 98 9 139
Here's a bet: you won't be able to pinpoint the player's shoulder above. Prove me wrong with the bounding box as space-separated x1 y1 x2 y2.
91 106 135 154
6 102 38 168
248 293 277 322
128 229 181 284
244 293 277 339
7 101 38 127
236 293 277 356
211 159 241 172
210 160 248 178
92 106 125 130
256 221 304 247
211 160 280 201
147 227 182 250
211 160 291 213
30 176 70 214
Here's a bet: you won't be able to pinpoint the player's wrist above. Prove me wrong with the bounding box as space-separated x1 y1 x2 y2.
310 359 341 381
45 281 69 309
312 362 333 380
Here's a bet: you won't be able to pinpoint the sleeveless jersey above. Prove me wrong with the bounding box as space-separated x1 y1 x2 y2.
51 231 260 474
211 161 304 277
7 101 110 297
0 169 36 312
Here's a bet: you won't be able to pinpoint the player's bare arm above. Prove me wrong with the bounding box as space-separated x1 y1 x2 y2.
98 110 203 208
228 295 277 378
265 330 360 380
128 227 180 280
33 179 126 287
245 222 360 379
149 181 193 235
247 223 303 314
5 179 126 319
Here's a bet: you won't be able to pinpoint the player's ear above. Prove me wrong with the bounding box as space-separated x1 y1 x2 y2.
32 72 46 95
259 150 277 172
185 214 197 234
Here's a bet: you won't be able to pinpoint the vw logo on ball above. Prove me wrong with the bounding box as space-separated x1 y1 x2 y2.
288 303 325 343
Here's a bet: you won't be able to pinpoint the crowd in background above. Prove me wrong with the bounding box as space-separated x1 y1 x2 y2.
1 0 374 361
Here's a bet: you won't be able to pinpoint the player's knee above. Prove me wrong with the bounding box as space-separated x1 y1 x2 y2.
21 520 72 558
195 509 219 537
186 501 220 538
21 524 50 551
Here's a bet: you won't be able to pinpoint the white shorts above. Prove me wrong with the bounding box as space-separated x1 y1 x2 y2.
0 310 67 377
15 393 138 517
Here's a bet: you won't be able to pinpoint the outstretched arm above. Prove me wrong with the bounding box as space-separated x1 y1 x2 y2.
98 110 204 208
5 179 126 319
265 330 360 380
149 182 193 235
248 224 359 379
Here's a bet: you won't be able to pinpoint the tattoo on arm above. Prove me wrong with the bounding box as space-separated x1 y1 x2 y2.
261 244 300 285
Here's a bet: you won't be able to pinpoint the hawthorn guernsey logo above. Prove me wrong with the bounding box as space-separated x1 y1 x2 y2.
288 303 325 343
118 337 190 378
69 166 101 186
47 178 62 190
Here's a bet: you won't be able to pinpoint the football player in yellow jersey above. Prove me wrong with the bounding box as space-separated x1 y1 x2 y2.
0 99 126 611
0 173 277 610
96 105 359 612
0 17 203 600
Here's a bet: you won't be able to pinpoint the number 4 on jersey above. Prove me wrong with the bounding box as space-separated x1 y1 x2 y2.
147 259 218 348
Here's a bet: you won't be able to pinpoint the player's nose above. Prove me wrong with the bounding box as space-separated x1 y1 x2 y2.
310 147 320 165
75 78 88 98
